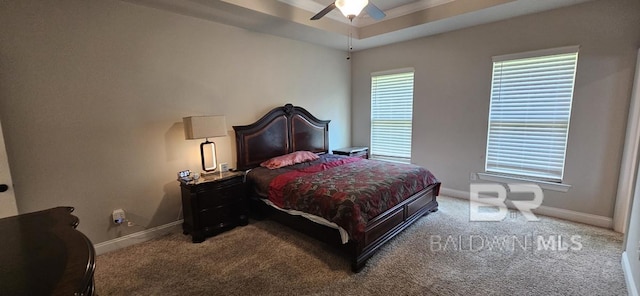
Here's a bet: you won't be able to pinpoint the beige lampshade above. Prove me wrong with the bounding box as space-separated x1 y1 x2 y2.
183 116 227 139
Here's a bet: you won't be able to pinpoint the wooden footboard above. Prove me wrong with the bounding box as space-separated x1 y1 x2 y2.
250 182 440 272
350 182 440 272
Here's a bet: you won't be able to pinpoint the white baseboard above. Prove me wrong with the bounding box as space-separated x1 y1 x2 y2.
622 251 639 296
94 220 183 255
439 187 614 229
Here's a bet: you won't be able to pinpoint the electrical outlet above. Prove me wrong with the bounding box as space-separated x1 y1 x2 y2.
220 163 229 172
470 173 477 181
112 209 126 224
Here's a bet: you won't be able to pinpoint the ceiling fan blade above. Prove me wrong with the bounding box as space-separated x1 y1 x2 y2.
310 2 336 20
365 2 386 20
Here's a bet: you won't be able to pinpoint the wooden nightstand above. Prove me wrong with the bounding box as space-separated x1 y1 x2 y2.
179 171 248 243
332 147 369 159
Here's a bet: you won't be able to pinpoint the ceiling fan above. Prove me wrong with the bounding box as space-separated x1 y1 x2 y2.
310 0 386 21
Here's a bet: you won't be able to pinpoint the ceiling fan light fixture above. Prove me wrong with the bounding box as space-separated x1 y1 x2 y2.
335 0 368 19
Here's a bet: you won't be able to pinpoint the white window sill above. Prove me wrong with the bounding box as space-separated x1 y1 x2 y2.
476 172 571 193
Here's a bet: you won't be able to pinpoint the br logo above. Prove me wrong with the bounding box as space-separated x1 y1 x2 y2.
469 183 543 222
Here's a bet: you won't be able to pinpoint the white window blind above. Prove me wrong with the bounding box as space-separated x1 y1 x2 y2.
371 69 414 163
485 46 579 181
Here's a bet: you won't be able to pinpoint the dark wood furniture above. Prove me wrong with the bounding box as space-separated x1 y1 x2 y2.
180 171 248 243
0 207 95 295
333 146 369 159
233 104 439 272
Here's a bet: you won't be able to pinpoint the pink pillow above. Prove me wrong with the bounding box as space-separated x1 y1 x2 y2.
260 151 319 169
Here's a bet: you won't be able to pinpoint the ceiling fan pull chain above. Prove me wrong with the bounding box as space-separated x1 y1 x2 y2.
347 18 353 60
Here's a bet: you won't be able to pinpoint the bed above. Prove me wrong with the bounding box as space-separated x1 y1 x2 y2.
233 104 440 272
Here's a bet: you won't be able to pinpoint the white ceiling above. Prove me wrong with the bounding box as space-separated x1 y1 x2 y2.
124 0 595 51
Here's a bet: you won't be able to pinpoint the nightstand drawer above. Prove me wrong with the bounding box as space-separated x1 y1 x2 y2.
348 150 368 159
195 177 242 193
199 205 235 229
197 184 244 209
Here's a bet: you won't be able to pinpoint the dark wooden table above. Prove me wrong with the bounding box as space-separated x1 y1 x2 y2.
0 207 95 295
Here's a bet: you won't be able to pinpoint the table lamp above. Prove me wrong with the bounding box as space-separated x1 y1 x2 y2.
183 115 227 173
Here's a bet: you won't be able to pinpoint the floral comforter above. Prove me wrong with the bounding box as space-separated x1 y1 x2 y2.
250 154 439 242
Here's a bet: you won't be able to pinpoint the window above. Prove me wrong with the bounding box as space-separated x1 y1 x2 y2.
370 68 414 163
485 46 579 182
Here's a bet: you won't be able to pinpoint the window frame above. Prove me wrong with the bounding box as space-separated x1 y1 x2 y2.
370 68 415 163
483 45 579 184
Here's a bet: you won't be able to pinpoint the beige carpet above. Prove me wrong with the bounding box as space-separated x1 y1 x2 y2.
95 196 627 295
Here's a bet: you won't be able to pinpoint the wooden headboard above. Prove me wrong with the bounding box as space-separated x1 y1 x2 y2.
233 104 330 171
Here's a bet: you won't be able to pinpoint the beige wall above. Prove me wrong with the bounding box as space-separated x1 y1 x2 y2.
0 0 350 243
351 0 640 217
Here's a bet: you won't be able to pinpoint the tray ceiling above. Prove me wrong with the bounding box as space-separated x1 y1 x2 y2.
123 0 595 51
